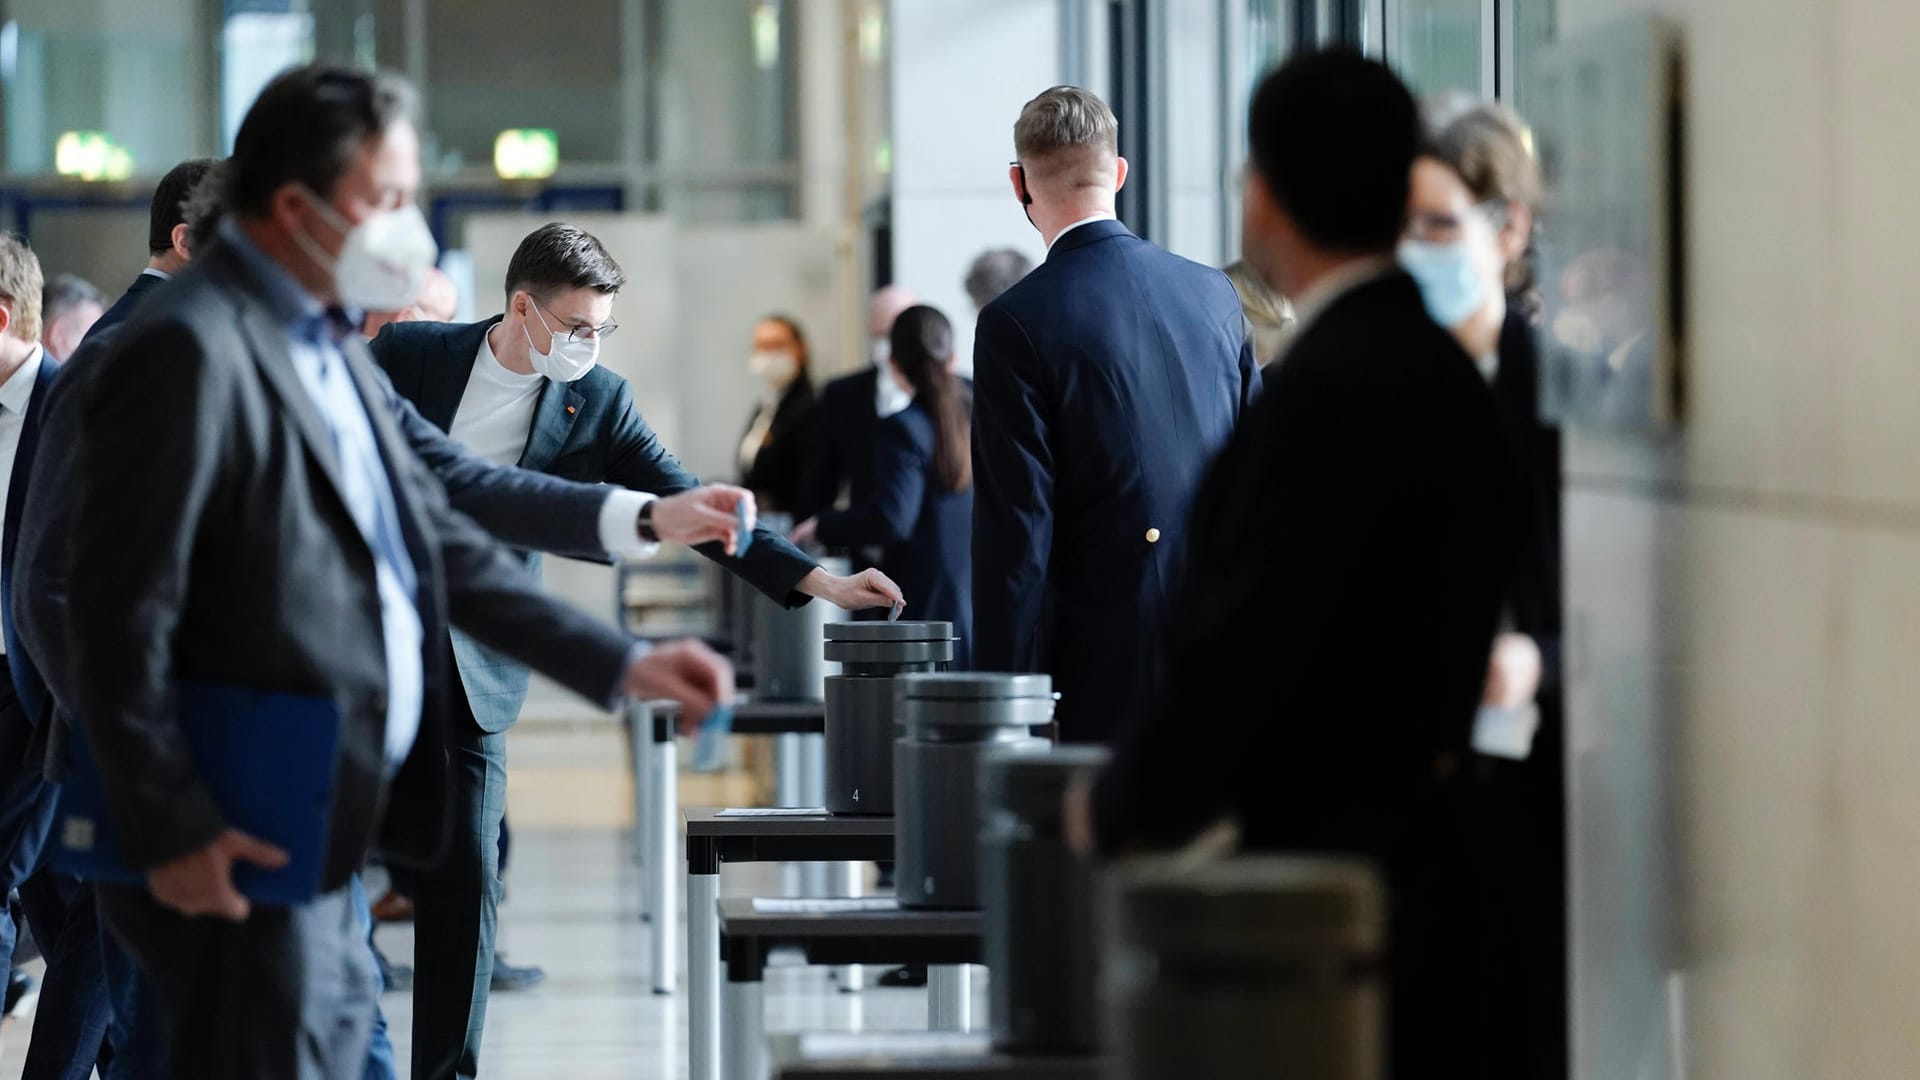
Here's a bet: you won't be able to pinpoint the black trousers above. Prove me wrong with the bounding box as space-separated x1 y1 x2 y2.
98 884 374 1080
408 688 506 1080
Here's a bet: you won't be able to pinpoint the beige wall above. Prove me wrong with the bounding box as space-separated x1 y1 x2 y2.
1557 0 1920 1076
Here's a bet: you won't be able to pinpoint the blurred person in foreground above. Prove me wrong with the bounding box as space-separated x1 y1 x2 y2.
1403 95 1565 1078
38 275 104 362
973 85 1259 744
794 305 974 665
1075 50 1523 1076
362 264 456 338
60 63 731 1078
372 223 898 1080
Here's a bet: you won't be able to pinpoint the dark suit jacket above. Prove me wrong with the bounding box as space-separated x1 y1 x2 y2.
739 377 817 515
971 219 1259 743
1093 268 1520 856
0 355 59 775
78 271 165 349
372 316 818 603
815 400 974 668
370 317 818 733
12 282 653 751
797 366 880 524
63 244 638 888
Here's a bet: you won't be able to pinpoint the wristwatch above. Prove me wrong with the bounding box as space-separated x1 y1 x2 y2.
636 501 660 543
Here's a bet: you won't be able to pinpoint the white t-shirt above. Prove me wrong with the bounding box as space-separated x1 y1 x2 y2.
449 330 545 467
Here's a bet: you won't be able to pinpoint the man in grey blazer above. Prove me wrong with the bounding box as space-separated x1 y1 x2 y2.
60 64 728 1078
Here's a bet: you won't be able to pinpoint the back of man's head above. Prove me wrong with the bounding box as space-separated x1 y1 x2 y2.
1014 86 1119 192
42 273 104 325
504 222 626 300
964 248 1033 310
226 63 416 220
1248 51 1418 255
0 235 45 344
150 158 218 257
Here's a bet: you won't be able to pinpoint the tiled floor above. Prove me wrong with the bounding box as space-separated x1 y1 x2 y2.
1 723 978 1078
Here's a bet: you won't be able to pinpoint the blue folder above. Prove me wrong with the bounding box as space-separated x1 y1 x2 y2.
54 681 342 907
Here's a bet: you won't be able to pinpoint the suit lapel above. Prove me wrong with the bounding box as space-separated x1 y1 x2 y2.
417 319 497 433
517 377 582 473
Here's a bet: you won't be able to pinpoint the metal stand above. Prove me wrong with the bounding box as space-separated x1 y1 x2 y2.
835 861 865 993
723 978 767 1080
689 871 723 1080
647 705 679 994
800 733 831 898
928 964 973 1031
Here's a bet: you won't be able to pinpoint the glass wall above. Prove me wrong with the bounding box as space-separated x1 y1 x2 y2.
1390 0 1484 97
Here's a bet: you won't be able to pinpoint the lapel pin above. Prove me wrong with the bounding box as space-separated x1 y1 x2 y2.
566 405 577 415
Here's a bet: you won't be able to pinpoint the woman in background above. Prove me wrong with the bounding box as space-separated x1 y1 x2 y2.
738 314 818 515
1401 99 1565 1080
793 305 973 667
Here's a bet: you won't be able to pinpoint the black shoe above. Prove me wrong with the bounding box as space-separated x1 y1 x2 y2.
491 956 546 992
5 969 36 1017
876 964 926 988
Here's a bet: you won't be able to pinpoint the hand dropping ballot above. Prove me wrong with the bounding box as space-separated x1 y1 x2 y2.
693 701 734 773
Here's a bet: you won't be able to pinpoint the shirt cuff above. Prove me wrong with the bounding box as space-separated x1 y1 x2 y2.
598 488 661 560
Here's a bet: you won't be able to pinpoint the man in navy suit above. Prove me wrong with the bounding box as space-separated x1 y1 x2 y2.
797 285 919 536
972 86 1260 745
370 222 900 1080
80 157 218 351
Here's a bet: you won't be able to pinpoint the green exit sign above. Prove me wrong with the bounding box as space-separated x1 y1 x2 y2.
494 129 559 181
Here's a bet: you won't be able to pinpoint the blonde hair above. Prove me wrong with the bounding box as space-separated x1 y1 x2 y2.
1014 86 1119 188
1426 99 1543 293
0 235 44 344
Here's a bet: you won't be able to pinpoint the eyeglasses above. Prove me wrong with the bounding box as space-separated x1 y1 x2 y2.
528 296 619 343
1405 199 1509 245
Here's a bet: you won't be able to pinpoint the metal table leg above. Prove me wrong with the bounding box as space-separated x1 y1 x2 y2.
927 964 972 1031
688 870 721 1080
649 708 679 994
835 860 865 993
800 734 830 898
629 702 650 884
722 977 766 1080
776 732 805 897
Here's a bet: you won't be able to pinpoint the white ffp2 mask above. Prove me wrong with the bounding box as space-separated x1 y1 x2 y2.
523 297 600 382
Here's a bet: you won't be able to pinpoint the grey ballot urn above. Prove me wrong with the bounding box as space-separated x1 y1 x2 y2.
980 745 1110 1055
822 621 954 815
894 673 1052 910
1106 856 1386 1080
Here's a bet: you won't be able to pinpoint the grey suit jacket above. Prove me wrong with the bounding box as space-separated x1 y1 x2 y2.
57 242 637 886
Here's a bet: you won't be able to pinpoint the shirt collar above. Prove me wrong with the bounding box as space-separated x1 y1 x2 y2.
218 219 328 329
140 267 172 281
1047 212 1118 253
0 346 45 415
1286 256 1397 339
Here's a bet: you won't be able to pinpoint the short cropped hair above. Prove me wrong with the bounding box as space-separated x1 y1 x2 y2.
41 273 104 324
150 158 218 255
1014 86 1119 187
963 248 1033 309
0 235 44 343
504 223 627 299
1248 50 1419 254
227 64 417 219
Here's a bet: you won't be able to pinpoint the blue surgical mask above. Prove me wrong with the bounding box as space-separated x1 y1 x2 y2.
1398 239 1488 329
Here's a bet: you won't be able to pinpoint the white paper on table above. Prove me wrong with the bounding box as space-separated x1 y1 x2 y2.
714 807 830 817
750 897 899 914
796 1031 990 1059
